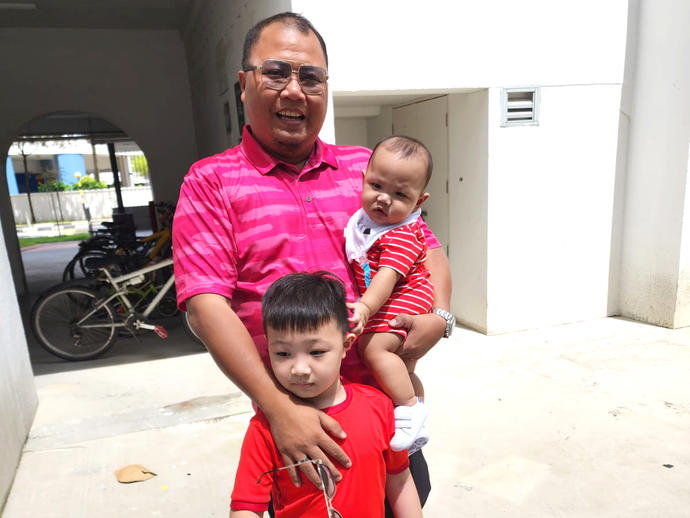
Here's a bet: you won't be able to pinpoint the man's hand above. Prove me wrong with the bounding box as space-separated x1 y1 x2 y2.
266 396 352 488
347 301 371 336
389 312 446 362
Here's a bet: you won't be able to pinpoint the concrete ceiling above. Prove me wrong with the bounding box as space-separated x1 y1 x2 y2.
0 0 193 30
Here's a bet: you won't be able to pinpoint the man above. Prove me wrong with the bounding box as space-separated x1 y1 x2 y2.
172 12 452 513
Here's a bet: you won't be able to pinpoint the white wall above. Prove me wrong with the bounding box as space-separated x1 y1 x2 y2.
486 85 622 333
10 187 154 225
618 0 690 328
448 91 489 332
0 28 197 204
295 0 628 92
0 217 37 508
334 117 368 147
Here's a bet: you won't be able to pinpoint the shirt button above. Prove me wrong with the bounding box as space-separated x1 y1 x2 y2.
306 196 312 202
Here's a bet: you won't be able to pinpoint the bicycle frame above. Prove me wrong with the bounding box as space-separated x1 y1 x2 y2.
76 258 175 330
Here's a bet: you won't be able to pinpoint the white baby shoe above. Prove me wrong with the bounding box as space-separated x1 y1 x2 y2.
390 398 429 452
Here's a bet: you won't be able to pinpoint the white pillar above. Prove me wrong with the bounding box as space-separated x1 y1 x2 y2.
618 0 690 327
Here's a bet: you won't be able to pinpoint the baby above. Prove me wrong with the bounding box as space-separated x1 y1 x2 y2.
345 135 435 453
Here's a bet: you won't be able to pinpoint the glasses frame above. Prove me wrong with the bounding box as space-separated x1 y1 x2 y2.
243 59 328 95
256 458 343 518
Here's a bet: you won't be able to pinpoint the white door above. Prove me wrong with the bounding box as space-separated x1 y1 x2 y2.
392 96 449 253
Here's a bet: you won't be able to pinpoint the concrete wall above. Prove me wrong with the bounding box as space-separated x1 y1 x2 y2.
486 85 622 333
0 27 197 294
0 214 37 508
10 187 154 225
617 0 690 328
366 106 393 149
334 118 368 147
0 28 197 204
182 0 290 160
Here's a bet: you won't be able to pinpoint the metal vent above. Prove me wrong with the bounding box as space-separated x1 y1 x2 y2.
501 88 540 126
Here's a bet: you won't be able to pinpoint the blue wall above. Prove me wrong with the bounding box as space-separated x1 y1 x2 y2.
56 154 86 185
5 157 18 195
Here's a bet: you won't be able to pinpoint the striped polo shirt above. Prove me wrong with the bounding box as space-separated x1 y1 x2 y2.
173 126 439 378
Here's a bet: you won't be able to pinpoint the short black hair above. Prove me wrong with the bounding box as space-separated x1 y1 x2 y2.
242 12 329 70
369 135 434 188
262 271 349 335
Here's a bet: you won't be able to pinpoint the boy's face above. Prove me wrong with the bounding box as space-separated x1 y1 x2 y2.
267 318 355 408
361 146 430 226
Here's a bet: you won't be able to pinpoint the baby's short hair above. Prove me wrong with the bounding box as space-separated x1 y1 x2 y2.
262 271 350 335
369 135 434 188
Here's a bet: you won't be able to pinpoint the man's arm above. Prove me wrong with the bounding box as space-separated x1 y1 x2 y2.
390 246 452 361
385 468 423 518
187 294 351 486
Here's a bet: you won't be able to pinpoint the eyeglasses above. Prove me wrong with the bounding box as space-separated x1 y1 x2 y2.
256 458 343 518
244 59 328 95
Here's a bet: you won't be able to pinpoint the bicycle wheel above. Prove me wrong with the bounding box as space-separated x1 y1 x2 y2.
63 250 100 281
31 286 119 361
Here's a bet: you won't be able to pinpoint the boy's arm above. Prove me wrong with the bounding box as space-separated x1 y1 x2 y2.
385 468 423 518
230 511 262 518
348 267 401 333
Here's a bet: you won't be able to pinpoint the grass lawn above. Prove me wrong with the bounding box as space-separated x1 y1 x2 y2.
19 233 90 248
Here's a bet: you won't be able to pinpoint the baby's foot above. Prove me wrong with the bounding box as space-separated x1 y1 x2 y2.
407 425 430 456
390 398 429 452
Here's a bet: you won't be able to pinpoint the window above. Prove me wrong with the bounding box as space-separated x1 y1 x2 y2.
501 87 540 126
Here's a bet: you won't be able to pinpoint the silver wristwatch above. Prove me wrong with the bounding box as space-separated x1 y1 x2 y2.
431 308 456 338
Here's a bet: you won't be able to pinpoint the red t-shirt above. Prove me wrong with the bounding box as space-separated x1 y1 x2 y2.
230 381 409 517
352 221 434 337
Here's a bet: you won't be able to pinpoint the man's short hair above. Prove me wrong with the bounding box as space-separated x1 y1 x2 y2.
262 271 349 335
242 12 329 69
369 135 434 188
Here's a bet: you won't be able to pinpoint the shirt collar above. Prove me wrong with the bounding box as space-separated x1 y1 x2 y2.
240 125 338 176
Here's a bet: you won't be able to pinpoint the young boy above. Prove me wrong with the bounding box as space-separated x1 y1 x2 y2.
345 136 435 454
229 272 423 518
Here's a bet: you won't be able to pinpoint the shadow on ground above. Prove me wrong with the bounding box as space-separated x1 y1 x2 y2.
18 241 206 376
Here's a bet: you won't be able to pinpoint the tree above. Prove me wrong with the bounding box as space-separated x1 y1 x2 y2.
130 155 149 177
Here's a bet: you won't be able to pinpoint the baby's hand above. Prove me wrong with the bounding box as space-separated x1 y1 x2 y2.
347 301 372 336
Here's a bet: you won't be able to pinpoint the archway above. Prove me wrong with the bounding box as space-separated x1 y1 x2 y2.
3 110 154 297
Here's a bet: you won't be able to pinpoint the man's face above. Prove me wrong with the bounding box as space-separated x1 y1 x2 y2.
239 22 328 164
267 319 354 409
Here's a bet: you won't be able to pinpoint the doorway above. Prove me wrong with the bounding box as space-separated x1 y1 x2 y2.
393 96 450 253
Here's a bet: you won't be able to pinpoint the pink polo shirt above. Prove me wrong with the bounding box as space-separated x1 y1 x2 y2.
173 126 439 381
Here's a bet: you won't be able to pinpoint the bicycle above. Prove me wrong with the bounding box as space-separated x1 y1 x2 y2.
62 203 174 282
31 258 200 361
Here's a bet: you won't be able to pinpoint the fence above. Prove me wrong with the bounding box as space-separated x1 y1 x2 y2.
10 187 154 225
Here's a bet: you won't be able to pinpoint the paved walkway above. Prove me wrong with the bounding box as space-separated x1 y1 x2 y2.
4 316 689 517
4 245 690 516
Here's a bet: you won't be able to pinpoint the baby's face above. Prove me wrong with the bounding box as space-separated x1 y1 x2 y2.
361 147 429 226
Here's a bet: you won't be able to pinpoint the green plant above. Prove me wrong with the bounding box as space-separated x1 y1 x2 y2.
77 176 108 190
38 181 72 192
130 155 149 177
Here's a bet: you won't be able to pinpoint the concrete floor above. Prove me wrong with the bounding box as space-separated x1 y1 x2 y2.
3 243 690 517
